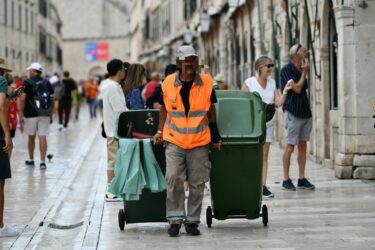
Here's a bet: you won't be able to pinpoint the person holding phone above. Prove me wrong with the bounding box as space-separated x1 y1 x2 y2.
280 44 315 191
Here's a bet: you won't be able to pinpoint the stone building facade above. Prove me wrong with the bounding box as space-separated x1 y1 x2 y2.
52 0 131 81
0 0 63 76
130 0 375 179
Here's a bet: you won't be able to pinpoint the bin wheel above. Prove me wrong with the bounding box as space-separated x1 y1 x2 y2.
118 209 125 230
206 206 213 228
262 205 268 227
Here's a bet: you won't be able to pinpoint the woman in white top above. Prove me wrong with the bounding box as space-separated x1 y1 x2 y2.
242 56 292 198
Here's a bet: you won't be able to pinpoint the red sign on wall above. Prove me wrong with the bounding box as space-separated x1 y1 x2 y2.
96 42 108 61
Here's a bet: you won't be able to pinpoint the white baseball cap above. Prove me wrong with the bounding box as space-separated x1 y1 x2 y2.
26 62 43 72
177 45 198 60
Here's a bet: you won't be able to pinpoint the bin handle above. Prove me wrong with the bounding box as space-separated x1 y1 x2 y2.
222 140 260 146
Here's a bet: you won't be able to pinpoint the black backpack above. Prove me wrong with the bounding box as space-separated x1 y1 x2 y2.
26 78 54 116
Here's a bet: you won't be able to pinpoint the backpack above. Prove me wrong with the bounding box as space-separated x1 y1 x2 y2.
26 78 54 116
54 82 65 101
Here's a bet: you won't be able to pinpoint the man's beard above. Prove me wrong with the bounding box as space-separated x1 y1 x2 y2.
182 66 195 75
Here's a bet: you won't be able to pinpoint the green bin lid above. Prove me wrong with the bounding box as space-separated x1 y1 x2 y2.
215 90 265 139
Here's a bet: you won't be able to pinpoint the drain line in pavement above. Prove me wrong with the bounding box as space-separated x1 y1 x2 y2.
48 221 84 230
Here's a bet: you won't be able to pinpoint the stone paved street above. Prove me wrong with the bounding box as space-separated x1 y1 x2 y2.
1 108 375 250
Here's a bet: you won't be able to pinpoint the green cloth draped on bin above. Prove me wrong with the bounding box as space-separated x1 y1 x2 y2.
109 138 166 200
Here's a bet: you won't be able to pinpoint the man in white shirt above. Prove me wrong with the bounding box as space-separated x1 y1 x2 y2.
102 59 128 201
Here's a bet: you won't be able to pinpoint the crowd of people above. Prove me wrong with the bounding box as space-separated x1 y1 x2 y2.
0 59 110 237
0 42 314 238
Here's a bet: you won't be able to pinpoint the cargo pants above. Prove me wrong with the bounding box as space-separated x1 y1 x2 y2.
165 143 211 224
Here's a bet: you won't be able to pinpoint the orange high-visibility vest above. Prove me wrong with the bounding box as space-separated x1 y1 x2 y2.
162 72 213 149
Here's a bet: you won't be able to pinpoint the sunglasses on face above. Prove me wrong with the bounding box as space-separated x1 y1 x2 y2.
266 64 274 68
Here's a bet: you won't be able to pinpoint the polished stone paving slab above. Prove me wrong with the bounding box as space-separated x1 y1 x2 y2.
96 145 375 250
1 110 374 249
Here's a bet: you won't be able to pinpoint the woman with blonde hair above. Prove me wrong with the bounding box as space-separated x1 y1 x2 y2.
123 64 146 110
242 56 292 198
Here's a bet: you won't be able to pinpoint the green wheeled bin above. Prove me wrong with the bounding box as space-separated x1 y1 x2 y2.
206 90 268 227
116 110 167 230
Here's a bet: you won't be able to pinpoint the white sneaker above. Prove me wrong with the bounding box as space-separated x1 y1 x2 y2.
105 184 122 202
105 191 122 202
0 225 20 237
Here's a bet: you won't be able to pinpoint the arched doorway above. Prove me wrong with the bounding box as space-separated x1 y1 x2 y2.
88 65 106 79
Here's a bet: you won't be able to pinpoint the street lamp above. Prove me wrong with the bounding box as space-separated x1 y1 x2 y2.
228 0 240 8
184 25 194 44
200 10 210 33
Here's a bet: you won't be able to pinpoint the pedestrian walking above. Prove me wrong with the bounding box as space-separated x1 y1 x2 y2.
72 80 85 121
84 78 99 119
214 74 228 90
50 73 60 116
153 45 222 237
123 64 146 110
18 62 54 169
59 71 77 129
4 73 18 139
145 64 177 109
53 76 65 130
0 59 18 237
49 73 59 88
142 72 161 104
102 59 128 201
280 44 315 191
97 73 109 118
242 56 292 198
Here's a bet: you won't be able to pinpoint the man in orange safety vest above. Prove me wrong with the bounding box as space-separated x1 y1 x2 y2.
154 45 222 237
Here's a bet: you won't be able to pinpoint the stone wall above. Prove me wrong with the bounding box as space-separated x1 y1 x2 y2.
52 0 131 80
62 37 130 81
129 0 375 179
0 0 62 76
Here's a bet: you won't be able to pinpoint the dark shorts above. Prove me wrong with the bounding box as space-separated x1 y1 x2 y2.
10 129 16 138
0 139 11 180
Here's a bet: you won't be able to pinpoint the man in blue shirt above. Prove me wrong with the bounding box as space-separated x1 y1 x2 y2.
280 44 315 191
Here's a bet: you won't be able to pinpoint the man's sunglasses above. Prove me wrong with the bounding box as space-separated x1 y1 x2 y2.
266 64 274 68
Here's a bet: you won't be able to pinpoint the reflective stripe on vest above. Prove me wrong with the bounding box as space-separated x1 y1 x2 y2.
165 118 209 135
169 110 207 118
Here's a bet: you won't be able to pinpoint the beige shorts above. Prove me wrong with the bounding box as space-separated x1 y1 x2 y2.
24 117 50 136
107 137 119 171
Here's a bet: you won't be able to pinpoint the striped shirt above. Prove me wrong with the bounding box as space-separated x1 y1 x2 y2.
280 62 312 118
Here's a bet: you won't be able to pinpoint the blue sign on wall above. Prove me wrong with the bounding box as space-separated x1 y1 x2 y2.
85 42 97 61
